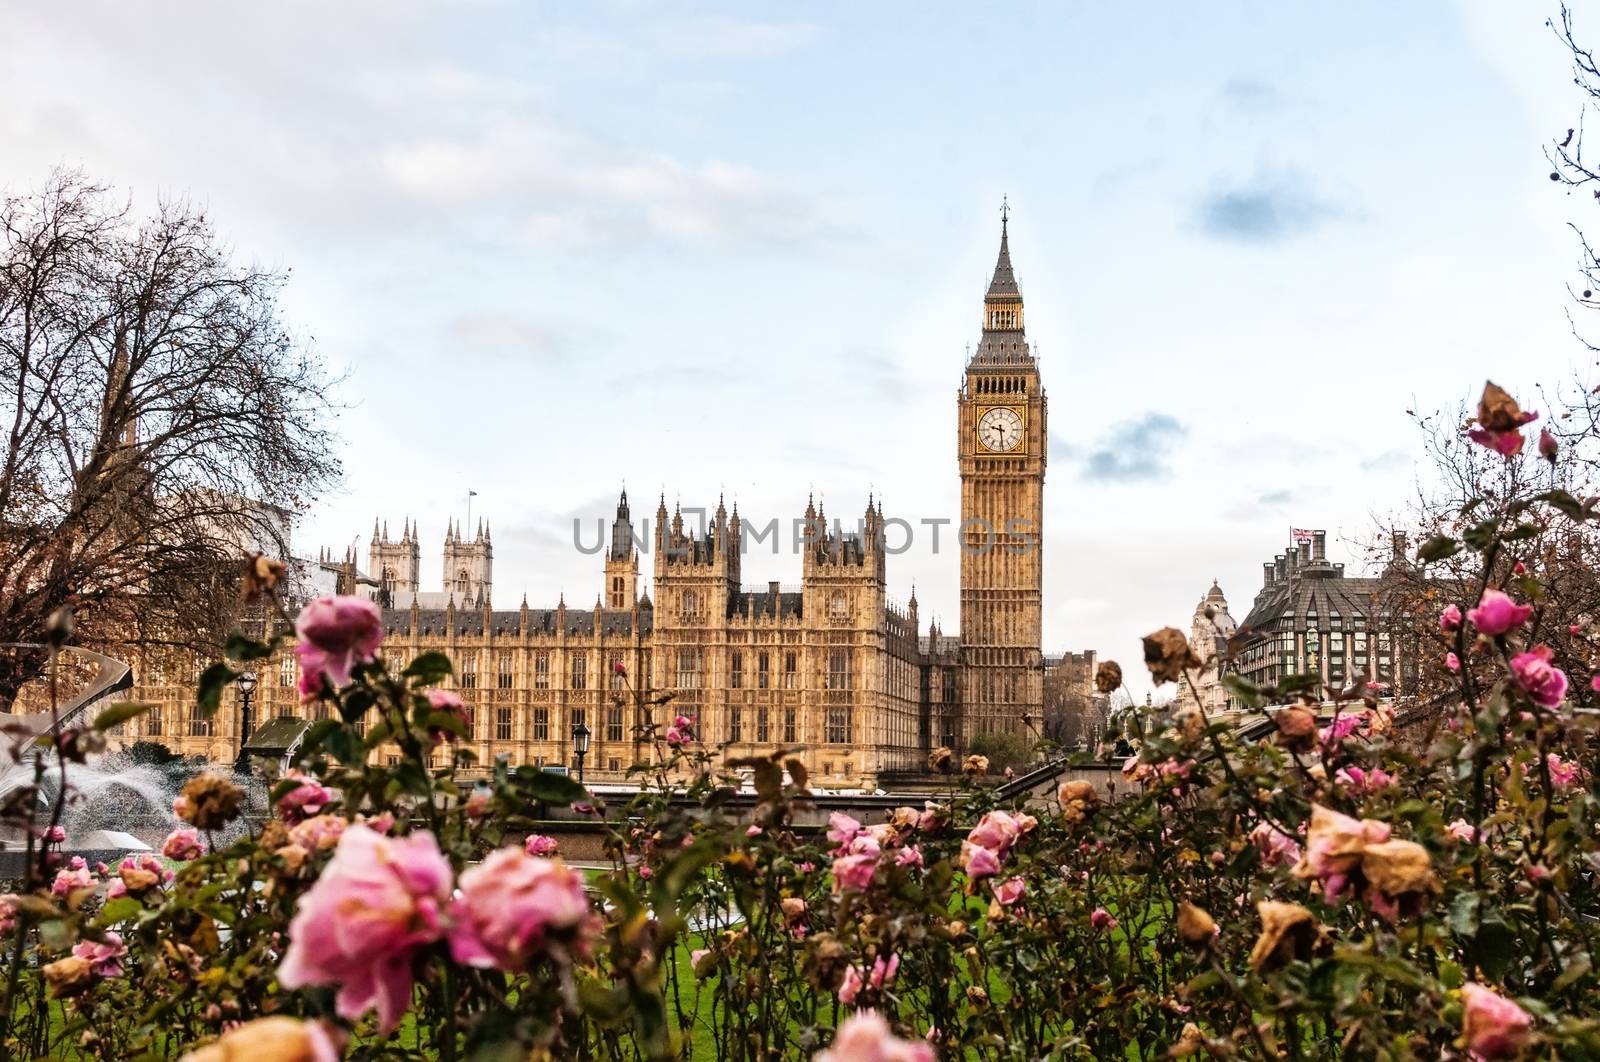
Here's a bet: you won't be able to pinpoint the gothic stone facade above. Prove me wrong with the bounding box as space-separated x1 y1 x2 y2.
116 219 1048 788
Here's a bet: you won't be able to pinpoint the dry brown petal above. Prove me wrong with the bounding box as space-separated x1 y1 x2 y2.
178 774 245 831
1273 706 1318 752
1095 661 1124 694
241 554 288 601
275 844 309 875
43 955 94 997
1176 901 1218 947
1248 900 1322 971
257 820 290 852
1143 627 1204 685
1359 839 1439 899
1477 381 1534 433
1167 1023 1207 1059
928 746 954 774
962 754 990 777
119 867 160 894
178 1016 334 1062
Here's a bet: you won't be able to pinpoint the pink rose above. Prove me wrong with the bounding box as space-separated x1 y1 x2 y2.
293 595 384 698
967 810 1022 856
1510 645 1568 708
1461 983 1533 1060
72 932 127 977
161 826 204 861
51 865 92 897
868 953 900 989
276 771 333 823
993 877 1025 906
827 812 863 849
959 842 1001 880
524 834 559 857
423 689 470 741
1445 819 1480 843
1335 766 1396 795
745 825 764 837
43 825 65 844
893 845 924 869
448 848 596 971
1446 652 1461 672
1440 604 1463 632
277 826 452 1033
289 813 348 851
837 964 864 1005
1466 589 1534 638
463 790 492 819
1546 752 1584 789
1090 907 1117 932
816 1011 935 1062
1250 821 1302 868
1539 428 1559 461
832 853 879 893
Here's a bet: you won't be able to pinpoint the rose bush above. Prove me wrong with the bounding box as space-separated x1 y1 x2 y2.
0 377 1597 1060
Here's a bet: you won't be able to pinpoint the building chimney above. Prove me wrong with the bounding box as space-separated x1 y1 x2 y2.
1263 562 1276 587
1274 555 1286 581
1313 530 1327 561
1298 542 1311 565
1391 531 1407 560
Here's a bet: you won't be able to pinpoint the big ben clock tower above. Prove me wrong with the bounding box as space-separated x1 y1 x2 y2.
957 203 1047 744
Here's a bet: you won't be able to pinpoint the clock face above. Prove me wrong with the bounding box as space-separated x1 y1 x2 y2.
977 407 1024 453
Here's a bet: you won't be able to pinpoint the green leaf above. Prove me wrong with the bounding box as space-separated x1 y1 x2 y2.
96 898 143 926
403 651 453 685
92 701 152 732
1277 671 1323 695
513 765 588 805
224 632 275 662
1416 535 1462 562
1535 488 1589 522
1447 891 1481 937
1462 518 1500 552
424 710 468 740
1553 953 1592 993
196 663 238 718
1222 673 1267 708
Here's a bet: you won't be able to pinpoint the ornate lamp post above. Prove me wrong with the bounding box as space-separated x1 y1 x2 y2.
571 720 591 784
234 670 258 769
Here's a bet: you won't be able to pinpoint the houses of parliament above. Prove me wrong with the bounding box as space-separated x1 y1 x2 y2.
123 215 1052 788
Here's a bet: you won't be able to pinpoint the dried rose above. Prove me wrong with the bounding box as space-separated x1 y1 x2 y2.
242 554 287 600
1273 706 1318 752
43 955 94 997
1142 627 1203 685
177 774 245 831
1176 901 1217 947
1247 900 1323 971
1095 661 1123 694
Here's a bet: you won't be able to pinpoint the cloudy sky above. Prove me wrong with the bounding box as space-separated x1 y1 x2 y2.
3 1 1594 694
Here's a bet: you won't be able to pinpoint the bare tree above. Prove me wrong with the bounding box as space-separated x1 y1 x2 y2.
0 170 339 709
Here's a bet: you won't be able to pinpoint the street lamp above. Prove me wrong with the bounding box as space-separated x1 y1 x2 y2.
234 670 258 770
571 720 591 784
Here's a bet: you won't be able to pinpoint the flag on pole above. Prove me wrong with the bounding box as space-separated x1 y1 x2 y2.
1290 528 1314 544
